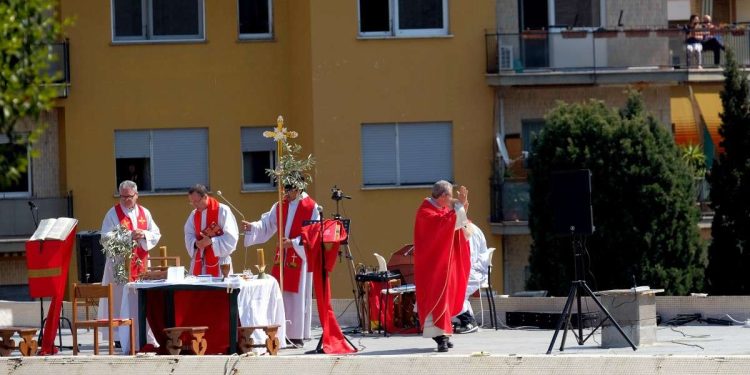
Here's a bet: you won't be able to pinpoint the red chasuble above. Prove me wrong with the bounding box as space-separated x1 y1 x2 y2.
192 197 221 276
413 199 470 334
114 204 149 281
271 196 316 293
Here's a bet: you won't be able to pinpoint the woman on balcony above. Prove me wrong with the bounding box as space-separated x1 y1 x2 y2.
685 14 704 69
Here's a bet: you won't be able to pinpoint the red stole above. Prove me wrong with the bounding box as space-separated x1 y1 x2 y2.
192 197 221 276
114 204 149 282
271 196 316 293
413 200 470 334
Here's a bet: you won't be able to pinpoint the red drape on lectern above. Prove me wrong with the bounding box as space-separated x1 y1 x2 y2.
25 227 77 355
301 220 356 354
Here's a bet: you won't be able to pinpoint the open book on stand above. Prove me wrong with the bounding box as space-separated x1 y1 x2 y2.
29 217 79 241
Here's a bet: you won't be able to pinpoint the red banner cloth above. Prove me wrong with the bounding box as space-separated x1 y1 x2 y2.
301 220 356 354
25 228 76 355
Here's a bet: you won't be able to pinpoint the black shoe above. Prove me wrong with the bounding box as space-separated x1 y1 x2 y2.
446 337 454 348
432 335 449 352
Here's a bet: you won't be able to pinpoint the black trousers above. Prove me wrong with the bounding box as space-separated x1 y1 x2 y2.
702 38 725 65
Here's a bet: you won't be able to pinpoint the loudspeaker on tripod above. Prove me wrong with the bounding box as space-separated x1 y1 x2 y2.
76 231 106 283
551 169 594 235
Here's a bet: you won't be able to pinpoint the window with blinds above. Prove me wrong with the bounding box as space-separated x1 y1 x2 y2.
241 127 276 190
361 122 452 186
114 128 208 192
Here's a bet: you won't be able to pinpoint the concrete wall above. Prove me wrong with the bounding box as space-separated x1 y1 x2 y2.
500 86 671 136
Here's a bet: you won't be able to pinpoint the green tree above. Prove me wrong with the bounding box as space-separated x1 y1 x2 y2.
706 50 750 294
0 0 65 188
526 92 705 296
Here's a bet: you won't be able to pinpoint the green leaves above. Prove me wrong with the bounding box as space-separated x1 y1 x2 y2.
527 91 704 296
0 0 64 188
265 141 316 191
101 225 137 285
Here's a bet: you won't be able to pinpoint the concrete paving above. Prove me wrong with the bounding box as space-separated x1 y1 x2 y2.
9 322 750 356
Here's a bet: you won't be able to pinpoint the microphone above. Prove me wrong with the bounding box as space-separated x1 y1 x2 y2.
318 206 323 213
28 201 37 210
215 190 245 221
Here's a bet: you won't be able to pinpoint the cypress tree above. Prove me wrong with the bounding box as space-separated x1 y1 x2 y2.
526 92 705 296
706 50 750 294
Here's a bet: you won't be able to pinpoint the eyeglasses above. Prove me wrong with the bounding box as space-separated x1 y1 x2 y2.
119 194 136 199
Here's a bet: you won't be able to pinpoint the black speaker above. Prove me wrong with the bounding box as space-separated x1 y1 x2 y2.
551 169 594 235
76 231 106 283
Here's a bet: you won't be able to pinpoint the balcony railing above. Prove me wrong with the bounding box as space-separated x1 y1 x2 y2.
490 178 529 223
48 39 70 97
0 195 73 239
486 28 750 74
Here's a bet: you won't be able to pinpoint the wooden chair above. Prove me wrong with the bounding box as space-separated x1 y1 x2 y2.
72 283 135 355
147 246 181 272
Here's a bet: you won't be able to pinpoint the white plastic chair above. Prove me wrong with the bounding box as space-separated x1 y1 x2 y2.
478 248 498 329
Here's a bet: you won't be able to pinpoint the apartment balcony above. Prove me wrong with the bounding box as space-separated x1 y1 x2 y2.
485 28 750 87
49 39 71 98
490 178 529 235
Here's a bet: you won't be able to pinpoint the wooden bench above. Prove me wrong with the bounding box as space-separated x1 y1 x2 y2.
163 326 208 355
0 327 39 356
238 325 281 355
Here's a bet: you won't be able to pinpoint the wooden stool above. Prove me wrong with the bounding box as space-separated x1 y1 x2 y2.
238 325 281 355
163 327 208 355
0 327 38 357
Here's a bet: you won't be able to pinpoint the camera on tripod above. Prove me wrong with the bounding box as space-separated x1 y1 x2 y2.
331 185 350 201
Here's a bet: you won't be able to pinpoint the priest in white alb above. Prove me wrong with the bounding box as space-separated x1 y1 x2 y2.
241 177 319 348
99 180 161 349
184 184 239 276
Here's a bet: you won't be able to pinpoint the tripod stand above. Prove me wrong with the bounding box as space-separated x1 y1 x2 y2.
329 186 365 334
546 233 637 354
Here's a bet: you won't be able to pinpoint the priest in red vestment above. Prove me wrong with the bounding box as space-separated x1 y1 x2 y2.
184 184 239 276
413 180 471 352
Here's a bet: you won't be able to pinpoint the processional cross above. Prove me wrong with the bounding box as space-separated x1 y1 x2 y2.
263 116 298 292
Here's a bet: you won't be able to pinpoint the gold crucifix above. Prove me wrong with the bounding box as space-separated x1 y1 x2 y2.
263 115 298 292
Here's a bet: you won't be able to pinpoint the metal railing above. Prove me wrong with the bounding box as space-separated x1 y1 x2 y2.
0 194 73 238
490 178 530 222
486 28 750 74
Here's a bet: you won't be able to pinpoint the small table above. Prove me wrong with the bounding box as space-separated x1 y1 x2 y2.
597 288 664 348
120 277 286 354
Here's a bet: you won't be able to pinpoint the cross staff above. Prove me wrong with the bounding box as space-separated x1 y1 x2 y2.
263 115 298 293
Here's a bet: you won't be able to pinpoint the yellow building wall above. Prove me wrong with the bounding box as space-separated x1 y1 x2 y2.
59 0 498 297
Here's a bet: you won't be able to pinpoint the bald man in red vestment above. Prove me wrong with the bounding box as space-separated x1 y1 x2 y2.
413 180 471 352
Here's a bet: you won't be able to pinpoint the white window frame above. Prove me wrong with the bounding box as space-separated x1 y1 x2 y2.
240 126 276 191
114 128 209 193
0 135 31 198
361 122 453 187
548 0 606 30
111 0 206 43
358 0 449 38
237 0 274 40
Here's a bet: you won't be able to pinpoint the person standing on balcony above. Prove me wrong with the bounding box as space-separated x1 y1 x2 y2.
685 14 704 68
413 181 471 352
701 15 725 66
99 180 161 350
